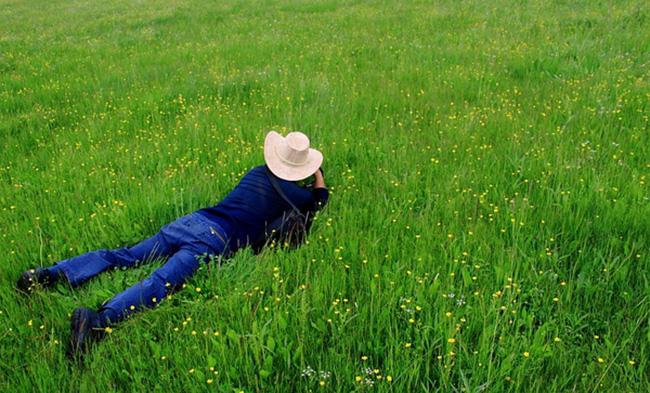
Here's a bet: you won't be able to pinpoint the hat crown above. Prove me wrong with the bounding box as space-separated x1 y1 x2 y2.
277 132 310 165
264 130 322 181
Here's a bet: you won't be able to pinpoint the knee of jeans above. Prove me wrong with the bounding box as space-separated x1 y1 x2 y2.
114 247 137 261
99 248 134 267
151 269 176 292
151 265 193 292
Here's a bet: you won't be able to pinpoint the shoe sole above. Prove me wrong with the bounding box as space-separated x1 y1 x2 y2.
68 308 107 361
69 309 89 360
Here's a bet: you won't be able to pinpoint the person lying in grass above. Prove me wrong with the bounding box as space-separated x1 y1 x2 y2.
17 130 328 360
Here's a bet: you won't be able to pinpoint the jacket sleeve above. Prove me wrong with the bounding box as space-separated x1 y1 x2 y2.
309 187 329 212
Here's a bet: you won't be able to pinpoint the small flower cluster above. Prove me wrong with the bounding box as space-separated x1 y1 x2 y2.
447 292 466 307
355 357 393 387
301 365 331 386
301 366 316 378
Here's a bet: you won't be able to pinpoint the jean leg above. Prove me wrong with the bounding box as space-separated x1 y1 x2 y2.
97 247 209 324
55 231 175 287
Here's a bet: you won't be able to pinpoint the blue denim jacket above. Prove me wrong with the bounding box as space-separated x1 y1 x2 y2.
196 165 328 251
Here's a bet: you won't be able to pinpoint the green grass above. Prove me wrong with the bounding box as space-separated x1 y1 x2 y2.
1 0 649 391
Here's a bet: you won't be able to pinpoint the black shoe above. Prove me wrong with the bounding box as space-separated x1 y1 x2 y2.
68 307 106 361
16 268 57 294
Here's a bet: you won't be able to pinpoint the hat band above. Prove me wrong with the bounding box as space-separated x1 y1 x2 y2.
275 144 308 166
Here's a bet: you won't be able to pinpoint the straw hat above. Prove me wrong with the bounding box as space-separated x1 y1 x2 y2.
264 131 323 181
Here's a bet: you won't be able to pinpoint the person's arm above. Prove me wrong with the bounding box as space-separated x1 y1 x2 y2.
313 168 325 189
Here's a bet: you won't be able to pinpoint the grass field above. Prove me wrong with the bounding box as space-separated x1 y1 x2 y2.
1 0 649 391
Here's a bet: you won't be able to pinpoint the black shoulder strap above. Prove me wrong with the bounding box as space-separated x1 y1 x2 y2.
265 166 302 215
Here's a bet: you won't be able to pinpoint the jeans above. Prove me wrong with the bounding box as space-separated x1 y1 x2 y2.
50 213 230 325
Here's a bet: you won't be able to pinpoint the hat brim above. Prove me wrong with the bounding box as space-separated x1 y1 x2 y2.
264 131 323 181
